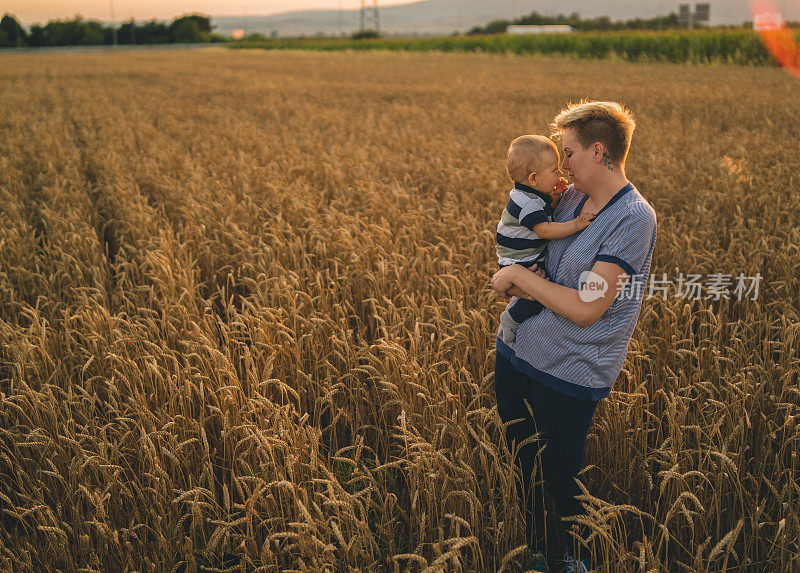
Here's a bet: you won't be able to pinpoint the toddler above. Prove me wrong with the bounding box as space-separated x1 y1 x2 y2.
497 135 595 343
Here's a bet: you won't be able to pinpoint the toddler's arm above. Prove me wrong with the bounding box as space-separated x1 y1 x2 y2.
532 212 595 240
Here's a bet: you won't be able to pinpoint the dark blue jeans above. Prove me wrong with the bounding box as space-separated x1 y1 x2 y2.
494 351 599 554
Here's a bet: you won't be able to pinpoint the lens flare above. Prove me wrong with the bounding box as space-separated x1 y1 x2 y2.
751 0 800 79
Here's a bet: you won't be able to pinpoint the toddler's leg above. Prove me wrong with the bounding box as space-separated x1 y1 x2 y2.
501 297 545 344
500 297 521 344
508 297 544 323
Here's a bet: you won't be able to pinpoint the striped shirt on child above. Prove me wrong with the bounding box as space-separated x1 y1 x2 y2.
496 181 554 267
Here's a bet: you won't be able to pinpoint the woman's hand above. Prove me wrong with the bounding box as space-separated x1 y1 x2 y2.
492 264 549 299
491 265 519 299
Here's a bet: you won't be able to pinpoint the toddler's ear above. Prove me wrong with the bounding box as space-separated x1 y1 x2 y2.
527 172 537 186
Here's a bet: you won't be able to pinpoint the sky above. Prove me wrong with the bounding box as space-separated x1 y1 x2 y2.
7 1 416 24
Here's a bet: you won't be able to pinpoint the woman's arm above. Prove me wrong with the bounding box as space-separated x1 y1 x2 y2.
506 285 535 300
492 261 628 327
502 263 546 300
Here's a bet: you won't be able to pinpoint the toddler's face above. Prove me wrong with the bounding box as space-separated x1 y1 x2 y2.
534 151 564 195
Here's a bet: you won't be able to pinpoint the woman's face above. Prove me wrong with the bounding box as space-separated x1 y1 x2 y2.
560 128 593 189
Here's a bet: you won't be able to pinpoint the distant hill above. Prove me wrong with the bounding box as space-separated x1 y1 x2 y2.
212 0 799 37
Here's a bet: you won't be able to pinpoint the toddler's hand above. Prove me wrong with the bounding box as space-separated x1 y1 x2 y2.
576 212 596 229
552 177 569 201
529 262 547 278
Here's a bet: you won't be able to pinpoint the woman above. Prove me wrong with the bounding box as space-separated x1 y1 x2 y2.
491 101 657 573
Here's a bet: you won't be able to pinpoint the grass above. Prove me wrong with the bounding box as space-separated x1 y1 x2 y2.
228 28 800 67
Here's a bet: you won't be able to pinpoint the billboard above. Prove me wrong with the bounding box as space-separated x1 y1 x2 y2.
679 4 691 24
695 3 711 22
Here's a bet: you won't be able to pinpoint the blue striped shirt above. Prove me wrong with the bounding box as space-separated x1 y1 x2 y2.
497 182 658 401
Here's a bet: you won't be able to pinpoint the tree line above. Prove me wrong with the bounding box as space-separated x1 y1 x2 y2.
0 13 222 47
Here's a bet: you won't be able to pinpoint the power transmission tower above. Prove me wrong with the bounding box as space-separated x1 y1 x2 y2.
360 0 380 34
109 0 117 45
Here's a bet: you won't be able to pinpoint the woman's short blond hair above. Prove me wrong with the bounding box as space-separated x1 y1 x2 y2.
506 135 559 183
550 100 636 165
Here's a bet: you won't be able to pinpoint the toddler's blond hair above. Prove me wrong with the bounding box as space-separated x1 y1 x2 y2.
506 135 559 183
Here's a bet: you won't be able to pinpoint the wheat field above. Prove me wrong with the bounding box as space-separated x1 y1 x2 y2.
1 48 799 572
